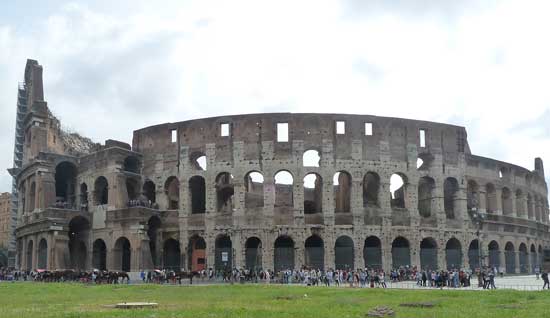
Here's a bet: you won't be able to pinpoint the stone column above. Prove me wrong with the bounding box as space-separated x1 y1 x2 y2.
514 250 520 274
495 188 503 215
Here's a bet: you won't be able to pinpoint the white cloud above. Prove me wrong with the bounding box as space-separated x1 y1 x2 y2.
1 0 550 193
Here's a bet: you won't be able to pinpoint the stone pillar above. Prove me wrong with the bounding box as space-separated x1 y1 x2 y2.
514 250 520 274
324 235 335 270
233 231 243 269
495 188 503 215
510 193 517 218
498 249 505 273
479 189 487 213
354 237 363 270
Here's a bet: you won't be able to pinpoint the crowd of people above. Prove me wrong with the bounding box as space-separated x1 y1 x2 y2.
1 266 549 290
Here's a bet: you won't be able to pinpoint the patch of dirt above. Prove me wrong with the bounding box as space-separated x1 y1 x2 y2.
497 304 524 310
274 295 297 301
367 306 395 317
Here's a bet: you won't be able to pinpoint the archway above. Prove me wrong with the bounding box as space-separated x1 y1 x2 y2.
445 238 462 270
143 180 156 204
504 242 515 273
420 238 438 270
391 237 410 268
333 171 351 213
92 239 107 270
364 236 382 269
114 237 131 272
215 235 232 271
444 178 459 219
165 176 180 210
519 243 528 274
468 240 480 270
55 161 77 208
418 177 435 218
147 216 161 268
488 241 500 269
244 172 264 208
274 236 295 272
334 236 354 270
245 237 262 270
163 239 181 270
303 173 322 214
305 235 324 270
37 239 47 269
188 236 206 271
68 216 90 270
26 240 33 270
189 176 205 213
94 176 109 205
363 172 380 207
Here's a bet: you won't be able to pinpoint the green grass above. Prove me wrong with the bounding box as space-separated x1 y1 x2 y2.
0 283 549 318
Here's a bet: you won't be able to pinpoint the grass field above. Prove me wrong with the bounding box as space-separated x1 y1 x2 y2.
0 283 549 318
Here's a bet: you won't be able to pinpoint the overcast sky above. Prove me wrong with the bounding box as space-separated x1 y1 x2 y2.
1 0 550 193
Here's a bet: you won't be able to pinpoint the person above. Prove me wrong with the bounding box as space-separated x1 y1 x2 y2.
488 270 496 289
542 270 549 290
535 266 540 280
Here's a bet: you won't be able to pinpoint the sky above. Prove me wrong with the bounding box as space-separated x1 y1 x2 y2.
1 0 550 193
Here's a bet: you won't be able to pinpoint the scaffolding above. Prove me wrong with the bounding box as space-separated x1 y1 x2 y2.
8 82 27 267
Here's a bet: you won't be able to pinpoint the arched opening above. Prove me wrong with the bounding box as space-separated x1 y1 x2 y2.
80 183 88 211
215 235 232 271
530 244 537 273
417 153 434 170
391 237 410 268
334 236 354 270
125 177 140 201
190 152 207 171
26 240 33 270
147 216 161 268
188 236 206 271
502 187 513 216
467 180 479 212
364 236 382 269
94 176 109 205
363 172 380 207
189 176 205 213
468 240 480 271
519 243 528 274
274 170 293 208
486 183 497 213
215 173 234 213
29 182 36 212
55 162 77 208
333 171 351 213
515 189 524 217
303 173 322 214
420 238 438 270
274 236 295 272
143 180 156 203
163 239 181 271
444 177 459 219
445 238 462 270
418 177 435 218
20 183 26 213
305 235 324 270
244 171 264 208
245 237 262 270
123 156 140 173
390 173 407 209
504 242 515 273
165 176 180 210
92 239 107 271
37 239 47 269
68 216 90 270
114 237 131 272
303 149 320 167
488 240 500 269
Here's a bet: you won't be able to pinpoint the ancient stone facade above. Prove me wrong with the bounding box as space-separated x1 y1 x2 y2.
0 193 11 250
9 59 550 274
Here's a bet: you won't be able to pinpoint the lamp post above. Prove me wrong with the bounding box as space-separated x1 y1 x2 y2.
470 207 486 270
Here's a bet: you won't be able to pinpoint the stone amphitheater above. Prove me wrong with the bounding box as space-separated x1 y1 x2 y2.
9 59 550 275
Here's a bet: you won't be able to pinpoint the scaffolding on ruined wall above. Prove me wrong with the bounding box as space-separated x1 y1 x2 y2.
8 82 27 267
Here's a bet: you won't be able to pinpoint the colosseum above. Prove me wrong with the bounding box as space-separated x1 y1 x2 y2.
8 59 550 276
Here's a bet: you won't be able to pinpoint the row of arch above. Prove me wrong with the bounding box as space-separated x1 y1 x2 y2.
26 232 543 273
467 180 548 221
